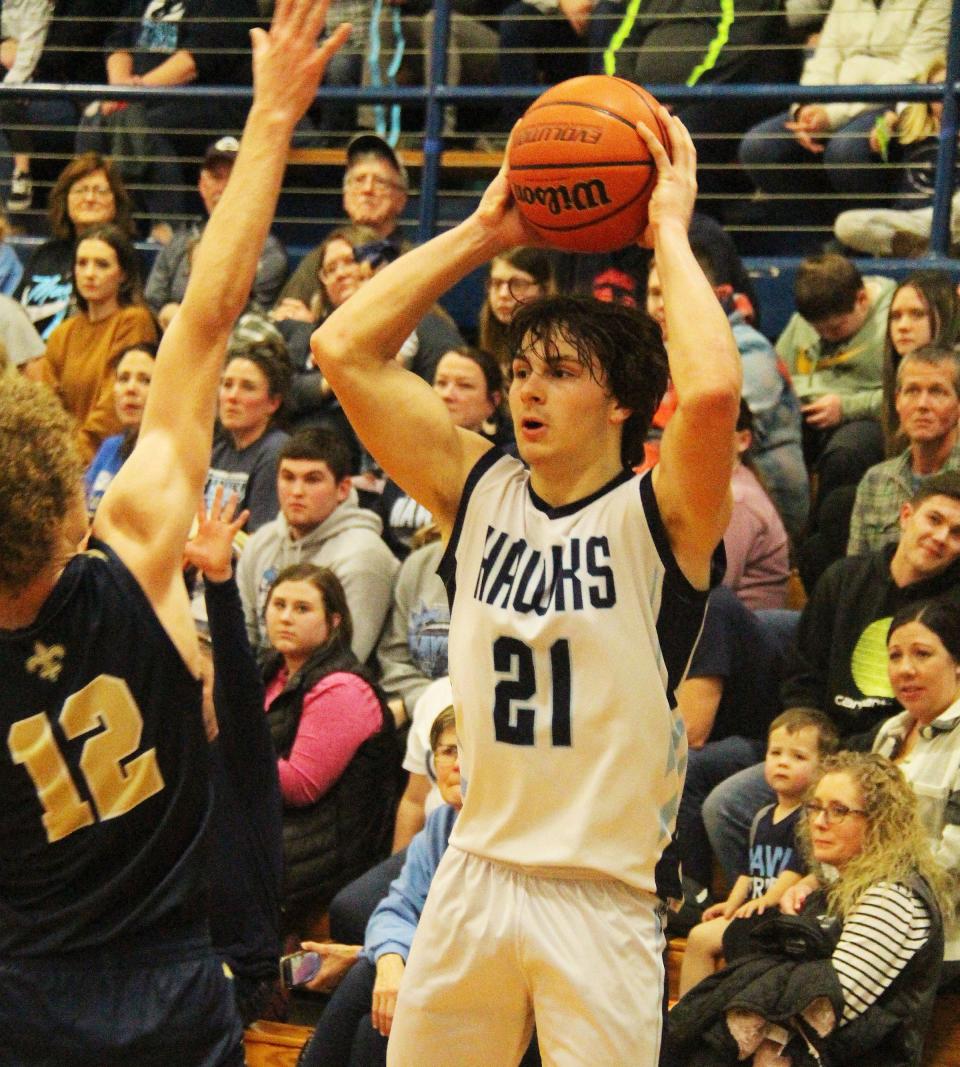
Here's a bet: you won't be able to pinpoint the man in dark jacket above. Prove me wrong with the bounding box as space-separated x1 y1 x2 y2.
76 0 264 232
702 471 960 880
590 0 801 206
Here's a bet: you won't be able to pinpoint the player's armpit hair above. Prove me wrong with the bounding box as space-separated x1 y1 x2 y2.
0 375 85 592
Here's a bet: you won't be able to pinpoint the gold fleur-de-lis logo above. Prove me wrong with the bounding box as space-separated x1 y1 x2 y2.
26 642 66 682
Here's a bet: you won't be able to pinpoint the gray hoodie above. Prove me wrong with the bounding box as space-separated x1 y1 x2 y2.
236 491 399 663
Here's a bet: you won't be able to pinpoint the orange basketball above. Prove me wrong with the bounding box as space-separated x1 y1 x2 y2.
507 76 669 253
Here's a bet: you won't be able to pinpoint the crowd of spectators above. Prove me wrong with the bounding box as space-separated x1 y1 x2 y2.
0 0 956 254
2 2 960 1064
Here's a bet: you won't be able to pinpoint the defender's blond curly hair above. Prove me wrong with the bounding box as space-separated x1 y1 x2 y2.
0 375 84 592
799 752 956 923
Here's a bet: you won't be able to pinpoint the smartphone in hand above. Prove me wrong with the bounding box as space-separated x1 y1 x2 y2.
280 950 322 988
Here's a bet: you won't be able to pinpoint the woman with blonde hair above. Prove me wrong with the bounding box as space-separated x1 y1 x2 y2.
668 751 951 1066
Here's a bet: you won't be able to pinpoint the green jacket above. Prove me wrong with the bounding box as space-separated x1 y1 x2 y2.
775 275 896 422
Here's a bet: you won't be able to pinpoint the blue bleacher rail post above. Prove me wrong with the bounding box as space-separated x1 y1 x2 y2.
418 0 451 243
929 0 960 256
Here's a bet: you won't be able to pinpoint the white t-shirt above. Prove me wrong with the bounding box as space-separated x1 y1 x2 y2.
404 676 453 817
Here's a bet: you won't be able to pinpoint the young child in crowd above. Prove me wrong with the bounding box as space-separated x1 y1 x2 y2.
678 708 839 996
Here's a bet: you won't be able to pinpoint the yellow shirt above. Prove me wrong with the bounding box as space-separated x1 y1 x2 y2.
41 304 157 461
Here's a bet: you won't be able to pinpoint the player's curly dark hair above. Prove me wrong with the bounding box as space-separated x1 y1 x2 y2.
0 374 85 592
507 294 668 468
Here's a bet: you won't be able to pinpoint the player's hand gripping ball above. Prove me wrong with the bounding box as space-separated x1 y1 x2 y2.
507 75 670 253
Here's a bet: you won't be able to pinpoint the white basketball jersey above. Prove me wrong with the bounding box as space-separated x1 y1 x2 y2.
438 451 713 896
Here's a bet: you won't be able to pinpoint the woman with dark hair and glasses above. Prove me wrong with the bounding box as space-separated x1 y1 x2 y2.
38 222 156 461
477 246 555 371
668 751 953 1066
17 151 135 341
273 225 463 392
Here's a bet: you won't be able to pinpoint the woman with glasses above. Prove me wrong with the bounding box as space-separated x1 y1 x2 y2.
668 751 951 1066
477 246 555 371
270 227 380 470
17 152 135 344
38 221 157 461
275 226 463 449
782 598 960 990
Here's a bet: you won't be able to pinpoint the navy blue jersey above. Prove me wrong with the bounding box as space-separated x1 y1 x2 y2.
0 540 211 956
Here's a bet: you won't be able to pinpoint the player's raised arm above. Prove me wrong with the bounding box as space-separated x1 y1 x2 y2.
311 157 539 535
94 0 351 658
640 111 742 587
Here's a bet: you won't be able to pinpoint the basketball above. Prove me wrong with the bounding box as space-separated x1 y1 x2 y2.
507 76 669 253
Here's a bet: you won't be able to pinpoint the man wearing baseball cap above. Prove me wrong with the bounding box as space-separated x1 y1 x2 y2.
277 133 409 312
145 136 288 330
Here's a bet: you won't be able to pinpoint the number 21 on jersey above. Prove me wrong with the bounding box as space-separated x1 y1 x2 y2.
493 636 571 746
8 674 165 844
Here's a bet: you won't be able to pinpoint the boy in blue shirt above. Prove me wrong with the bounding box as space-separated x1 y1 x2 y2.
679 708 839 997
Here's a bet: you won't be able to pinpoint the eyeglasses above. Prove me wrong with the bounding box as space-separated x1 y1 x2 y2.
487 277 539 296
434 744 459 767
69 183 113 199
319 255 359 280
803 801 869 824
344 173 403 194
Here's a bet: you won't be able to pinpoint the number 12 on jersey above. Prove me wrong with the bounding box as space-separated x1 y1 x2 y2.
492 636 571 747
8 675 165 844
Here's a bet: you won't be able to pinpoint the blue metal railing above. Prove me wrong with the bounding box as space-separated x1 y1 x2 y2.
0 0 957 255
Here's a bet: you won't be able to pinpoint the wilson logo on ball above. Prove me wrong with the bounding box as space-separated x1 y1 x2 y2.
511 179 612 217
507 74 668 252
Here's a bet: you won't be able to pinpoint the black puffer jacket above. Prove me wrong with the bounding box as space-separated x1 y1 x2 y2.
665 880 943 1067
265 640 400 921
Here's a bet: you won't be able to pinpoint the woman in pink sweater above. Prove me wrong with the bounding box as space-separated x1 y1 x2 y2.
262 563 399 936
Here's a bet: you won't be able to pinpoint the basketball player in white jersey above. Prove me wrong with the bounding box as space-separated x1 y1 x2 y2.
312 116 741 1066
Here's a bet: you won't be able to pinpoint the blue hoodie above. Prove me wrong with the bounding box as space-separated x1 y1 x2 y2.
362 805 458 964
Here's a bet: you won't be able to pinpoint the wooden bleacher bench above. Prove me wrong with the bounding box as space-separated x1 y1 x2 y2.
287 146 503 171
922 995 960 1067
244 1020 313 1067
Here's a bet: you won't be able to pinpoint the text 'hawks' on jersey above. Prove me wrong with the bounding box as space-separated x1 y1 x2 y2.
474 526 616 614
439 450 718 899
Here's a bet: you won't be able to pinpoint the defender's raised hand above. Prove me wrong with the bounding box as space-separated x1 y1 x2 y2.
250 0 352 127
184 487 250 584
